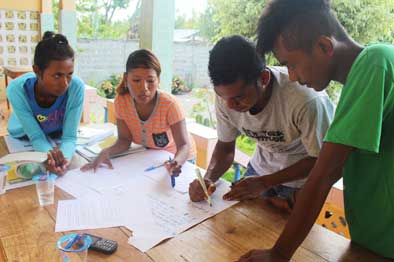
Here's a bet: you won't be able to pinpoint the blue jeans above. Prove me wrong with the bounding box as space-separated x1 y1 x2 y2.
243 163 297 208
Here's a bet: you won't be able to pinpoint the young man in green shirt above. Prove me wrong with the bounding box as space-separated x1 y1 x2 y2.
236 0 394 261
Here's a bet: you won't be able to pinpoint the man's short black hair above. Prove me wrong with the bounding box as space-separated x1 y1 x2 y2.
257 0 349 54
208 35 265 87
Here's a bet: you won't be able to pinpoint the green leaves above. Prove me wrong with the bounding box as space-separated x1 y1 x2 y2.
191 88 217 128
74 0 132 39
197 0 394 101
205 0 266 43
332 0 394 44
96 74 122 99
236 135 256 156
200 0 394 45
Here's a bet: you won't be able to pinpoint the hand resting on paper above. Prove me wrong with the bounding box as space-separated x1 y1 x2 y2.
223 176 267 201
80 149 114 173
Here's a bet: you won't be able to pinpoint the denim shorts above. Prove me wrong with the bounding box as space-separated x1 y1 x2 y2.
243 163 297 207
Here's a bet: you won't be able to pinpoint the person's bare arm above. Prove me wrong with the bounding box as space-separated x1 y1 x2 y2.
171 120 191 163
81 119 132 171
237 142 353 261
224 156 316 201
273 143 353 259
166 120 191 175
264 156 316 185
205 140 236 182
105 119 133 156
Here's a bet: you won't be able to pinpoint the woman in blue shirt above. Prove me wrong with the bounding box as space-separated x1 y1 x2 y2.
7 31 84 175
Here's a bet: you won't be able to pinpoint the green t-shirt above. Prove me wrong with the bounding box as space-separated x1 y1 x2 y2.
325 44 394 259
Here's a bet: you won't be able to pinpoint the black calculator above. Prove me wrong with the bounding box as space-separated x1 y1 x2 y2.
85 234 118 254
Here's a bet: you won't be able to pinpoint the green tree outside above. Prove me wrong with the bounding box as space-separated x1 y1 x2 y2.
197 0 394 102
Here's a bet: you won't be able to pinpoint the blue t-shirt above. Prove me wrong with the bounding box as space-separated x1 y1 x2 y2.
7 72 85 160
24 77 68 135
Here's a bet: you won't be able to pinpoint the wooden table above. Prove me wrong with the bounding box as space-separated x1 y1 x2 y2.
0 137 387 262
2 66 32 109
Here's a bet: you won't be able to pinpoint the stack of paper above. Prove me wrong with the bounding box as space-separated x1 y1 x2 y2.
4 123 115 154
76 137 146 162
84 136 118 154
75 123 147 161
76 126 114 145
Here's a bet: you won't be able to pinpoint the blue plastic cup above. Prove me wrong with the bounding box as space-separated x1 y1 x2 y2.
57 234 92 262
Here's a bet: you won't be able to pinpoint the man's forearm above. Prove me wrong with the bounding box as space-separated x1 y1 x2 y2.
263 156 316 187
271 142 352 259
205 141 235 182
273 166 336 258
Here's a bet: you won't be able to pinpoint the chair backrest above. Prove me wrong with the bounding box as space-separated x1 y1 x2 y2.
316 202 350 239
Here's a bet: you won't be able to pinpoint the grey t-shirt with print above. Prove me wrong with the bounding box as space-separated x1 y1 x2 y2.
216 66 334 188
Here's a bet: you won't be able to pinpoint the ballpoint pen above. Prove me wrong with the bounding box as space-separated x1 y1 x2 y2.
144 162 166 172
144 156 173 172
144 156 171 172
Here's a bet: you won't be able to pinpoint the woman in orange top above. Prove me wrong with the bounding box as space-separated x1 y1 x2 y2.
82 49 195 175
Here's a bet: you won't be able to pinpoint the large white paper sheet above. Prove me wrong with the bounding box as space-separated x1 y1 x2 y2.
143 159 201 194
56 166 135 198
55 198 125 232
55 194 153 232
55 150 238 252
126 179 237 252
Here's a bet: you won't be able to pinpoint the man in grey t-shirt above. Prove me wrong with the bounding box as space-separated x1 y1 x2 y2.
189 35 334 211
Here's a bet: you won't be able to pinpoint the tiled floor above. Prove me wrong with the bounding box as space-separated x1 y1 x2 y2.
0 99 10 136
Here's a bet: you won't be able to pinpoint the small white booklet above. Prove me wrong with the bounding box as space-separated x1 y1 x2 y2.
4 135 59 153
77 139 146 162
76 126 114 145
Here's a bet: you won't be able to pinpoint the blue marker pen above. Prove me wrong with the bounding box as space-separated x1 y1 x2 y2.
168 156 176 188
171 175 176 188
